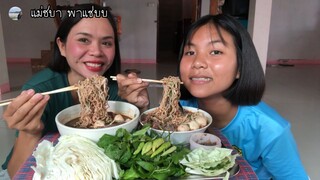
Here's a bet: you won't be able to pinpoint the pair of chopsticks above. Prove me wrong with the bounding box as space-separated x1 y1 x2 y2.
0 85 78 107
110 76 183 84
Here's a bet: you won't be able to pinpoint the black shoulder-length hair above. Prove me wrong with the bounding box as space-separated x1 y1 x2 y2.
179 14 265 105
48 3 121 79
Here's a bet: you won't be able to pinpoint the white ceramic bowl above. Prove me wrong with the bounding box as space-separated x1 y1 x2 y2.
189 133 222 150
56 101 140 142
140 106 212 145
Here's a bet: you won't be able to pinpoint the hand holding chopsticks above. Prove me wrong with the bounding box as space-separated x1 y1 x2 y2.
110 76 183 84
0 85 78 107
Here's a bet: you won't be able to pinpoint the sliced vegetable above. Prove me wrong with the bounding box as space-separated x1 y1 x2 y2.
151 141 171 158
161 146 177 156
133 142 145 155
141 141 153 155
152 138 165 152
132 125 150 137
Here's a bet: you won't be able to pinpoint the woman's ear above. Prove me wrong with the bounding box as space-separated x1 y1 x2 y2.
56 37 66 57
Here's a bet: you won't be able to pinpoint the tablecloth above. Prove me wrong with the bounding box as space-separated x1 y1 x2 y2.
14 130 258 180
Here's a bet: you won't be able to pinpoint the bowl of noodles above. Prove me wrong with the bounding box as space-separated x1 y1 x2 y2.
139 76 213 145
55 75 140 142
140 106 212 145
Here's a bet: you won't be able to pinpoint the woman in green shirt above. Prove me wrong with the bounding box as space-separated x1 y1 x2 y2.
1 4 149 178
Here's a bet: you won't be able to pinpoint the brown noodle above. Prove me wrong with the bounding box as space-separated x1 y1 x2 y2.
76 75 112 128
142 76 205 131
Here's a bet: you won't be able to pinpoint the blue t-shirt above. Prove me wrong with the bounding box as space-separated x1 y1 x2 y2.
180 98 308 180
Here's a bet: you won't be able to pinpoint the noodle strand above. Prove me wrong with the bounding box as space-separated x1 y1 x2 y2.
76 75 112 128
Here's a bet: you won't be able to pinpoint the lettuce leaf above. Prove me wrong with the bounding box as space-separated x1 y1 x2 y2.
31 135 120 180
180 147 237 178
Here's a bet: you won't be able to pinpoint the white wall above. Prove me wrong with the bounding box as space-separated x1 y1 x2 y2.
0 1 56 59
268 0 320 60
248 0 272 73
201 0 210 17
108 0 157 62
0 13 10 94
0 0 319 62
200 0 320 65
0 0 158 62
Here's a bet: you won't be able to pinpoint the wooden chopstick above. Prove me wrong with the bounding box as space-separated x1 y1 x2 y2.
110 76 183 84
0 85 78 107
110 76 163 84
40 85 78 95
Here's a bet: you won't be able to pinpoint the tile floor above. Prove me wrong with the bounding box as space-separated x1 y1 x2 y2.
0 62 319 179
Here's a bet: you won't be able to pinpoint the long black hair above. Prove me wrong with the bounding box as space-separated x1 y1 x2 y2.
48 3 121 79
179 14 265 105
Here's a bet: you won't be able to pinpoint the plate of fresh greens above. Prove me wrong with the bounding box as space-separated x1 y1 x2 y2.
96 125 239 180
97 125 191 180
179 147 239 179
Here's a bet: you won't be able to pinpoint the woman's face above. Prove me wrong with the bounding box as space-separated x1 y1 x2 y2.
57 17 115 83
179 24 239 99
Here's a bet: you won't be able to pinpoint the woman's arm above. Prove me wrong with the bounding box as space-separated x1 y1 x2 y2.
261 127 308 179
7 132 42 177
2 89 49 178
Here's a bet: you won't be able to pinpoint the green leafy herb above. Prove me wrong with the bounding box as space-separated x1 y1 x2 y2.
97 125 190 179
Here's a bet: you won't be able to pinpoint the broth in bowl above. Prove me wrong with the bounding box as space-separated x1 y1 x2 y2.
65 112 132 129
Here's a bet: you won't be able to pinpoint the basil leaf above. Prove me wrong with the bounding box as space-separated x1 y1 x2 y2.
97 134 118 148
122 166 140 180
151 172 170 180
103 144 123 161
136 160 155 172
119 148 132 164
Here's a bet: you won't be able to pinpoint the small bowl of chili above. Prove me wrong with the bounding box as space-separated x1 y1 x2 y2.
189 133 222 150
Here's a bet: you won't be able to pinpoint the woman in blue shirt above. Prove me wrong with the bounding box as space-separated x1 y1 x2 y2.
179 14 308 179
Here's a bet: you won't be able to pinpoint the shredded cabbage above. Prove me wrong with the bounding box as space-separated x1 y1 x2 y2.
31 135 120 180
180 147 237 180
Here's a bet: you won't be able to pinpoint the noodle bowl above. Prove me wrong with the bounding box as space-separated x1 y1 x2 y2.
56 101 140 142
72 75 131 129
55 75 140 142
141 76 210 132
140 106 212 144
140 76 212 144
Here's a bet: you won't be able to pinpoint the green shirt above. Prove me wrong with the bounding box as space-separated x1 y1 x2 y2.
2 68 122 169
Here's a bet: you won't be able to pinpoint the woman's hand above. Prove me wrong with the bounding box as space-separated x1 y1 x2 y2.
3 89 50 178
116 73 150 110
3 89 50 135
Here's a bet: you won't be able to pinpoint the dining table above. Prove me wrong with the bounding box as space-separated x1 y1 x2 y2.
13 128 258 180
